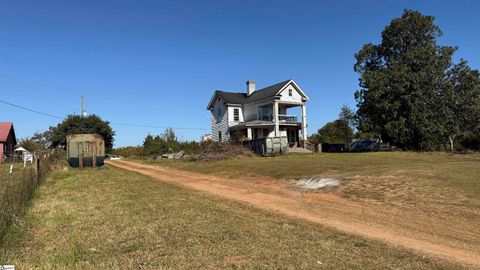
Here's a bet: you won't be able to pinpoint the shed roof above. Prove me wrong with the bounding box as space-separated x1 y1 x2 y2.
0 122 16 144
66 133 104 142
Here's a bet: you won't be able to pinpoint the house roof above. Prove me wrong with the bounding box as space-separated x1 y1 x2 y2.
207 79 308 110
0 122 16 144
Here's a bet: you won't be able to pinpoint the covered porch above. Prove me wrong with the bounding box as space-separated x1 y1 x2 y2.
230 123 302 148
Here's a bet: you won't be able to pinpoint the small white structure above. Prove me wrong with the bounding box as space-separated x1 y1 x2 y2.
14 147 33 163
201 134 213 142
207 79 309 149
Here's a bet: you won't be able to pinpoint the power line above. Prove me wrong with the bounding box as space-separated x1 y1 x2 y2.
109 122 208 131
0 75 76 110
0 98 208 131
0 49 80 101
0 99 64 119
0 50 209 132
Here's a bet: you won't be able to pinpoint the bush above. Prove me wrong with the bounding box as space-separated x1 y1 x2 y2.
458 132 480 151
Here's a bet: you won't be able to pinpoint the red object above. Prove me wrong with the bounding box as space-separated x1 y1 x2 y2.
0 122 17 162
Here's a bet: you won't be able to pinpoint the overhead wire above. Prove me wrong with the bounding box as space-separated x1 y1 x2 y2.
0 75 76 110
0 50 208 132
0 99 208 131
0 49 80 101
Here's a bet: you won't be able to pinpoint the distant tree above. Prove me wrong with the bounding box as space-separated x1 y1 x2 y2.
143 134 168 157
48 115 115 151
31 131 52 149
161 128 181 152
307 134 321 145
441 60 480 151
317 120 353 146
162 128 177 143
354 9 456 150
17 131 52 151
352 132 379 139
339 105 357 130
17 137 43 152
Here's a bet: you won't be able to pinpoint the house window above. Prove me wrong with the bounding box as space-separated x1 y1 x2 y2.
218 131 222 142
233 108 239 121
217 108 221 123
258 105 269 121
288 89 293 96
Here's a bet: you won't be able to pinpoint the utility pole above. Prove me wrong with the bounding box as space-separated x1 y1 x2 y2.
81 95 86 117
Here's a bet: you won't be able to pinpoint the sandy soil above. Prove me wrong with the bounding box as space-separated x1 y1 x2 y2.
106 159 480 268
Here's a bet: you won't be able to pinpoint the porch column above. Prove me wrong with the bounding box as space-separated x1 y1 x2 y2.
247 128 252 140
274 101 280 137
301 104 307 147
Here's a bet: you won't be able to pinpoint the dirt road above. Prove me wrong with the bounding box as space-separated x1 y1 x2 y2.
107 159 480 267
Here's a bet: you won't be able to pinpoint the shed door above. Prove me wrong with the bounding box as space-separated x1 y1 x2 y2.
77 142 84 157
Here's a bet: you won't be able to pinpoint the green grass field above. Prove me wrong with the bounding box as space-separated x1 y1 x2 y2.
0 166 464 269
143 152 480 207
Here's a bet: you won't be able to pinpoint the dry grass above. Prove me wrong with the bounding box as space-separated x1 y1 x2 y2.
143 152 480 207
0 166 464 269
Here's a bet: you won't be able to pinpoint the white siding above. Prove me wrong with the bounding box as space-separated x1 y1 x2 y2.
279 84 303 103
210 97 230 142
227 106 244 126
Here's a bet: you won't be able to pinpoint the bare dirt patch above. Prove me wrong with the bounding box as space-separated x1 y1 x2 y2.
107 159 480 268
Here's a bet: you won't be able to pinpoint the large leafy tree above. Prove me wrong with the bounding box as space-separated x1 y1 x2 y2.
441 60 480 151
48 115 115 150
354 9 456 150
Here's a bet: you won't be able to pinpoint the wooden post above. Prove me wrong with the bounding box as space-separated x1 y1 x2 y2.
301 104 307 148
92 144 96 168
274 101 279 137
79 154 83 168
33 155 40 185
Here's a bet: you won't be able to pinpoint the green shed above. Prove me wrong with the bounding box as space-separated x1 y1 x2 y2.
66 134 105 168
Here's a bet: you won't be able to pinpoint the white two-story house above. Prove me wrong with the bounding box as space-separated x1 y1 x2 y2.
207 79 309 149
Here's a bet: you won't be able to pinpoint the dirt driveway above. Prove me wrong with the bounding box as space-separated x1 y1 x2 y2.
107 159 480 267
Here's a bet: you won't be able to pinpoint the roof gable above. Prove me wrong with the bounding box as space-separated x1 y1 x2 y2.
207 79 307 109
0 122 16 144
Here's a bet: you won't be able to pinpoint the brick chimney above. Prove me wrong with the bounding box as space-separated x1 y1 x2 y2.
246 80 256 96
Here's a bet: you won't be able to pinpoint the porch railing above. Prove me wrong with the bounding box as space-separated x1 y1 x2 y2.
246 114 299 124
278 114 298 124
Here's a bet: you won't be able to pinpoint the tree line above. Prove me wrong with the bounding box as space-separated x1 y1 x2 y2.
17 115 201 157
311 10 480 151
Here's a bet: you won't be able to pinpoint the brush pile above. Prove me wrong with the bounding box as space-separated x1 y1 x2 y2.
194 141 253 162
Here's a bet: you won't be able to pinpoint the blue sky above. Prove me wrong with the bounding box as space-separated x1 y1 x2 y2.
1 0 479 147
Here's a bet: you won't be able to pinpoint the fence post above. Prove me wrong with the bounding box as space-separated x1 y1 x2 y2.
34 155 40 186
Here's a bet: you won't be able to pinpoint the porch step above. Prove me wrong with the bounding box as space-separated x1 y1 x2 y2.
288 147 313 154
